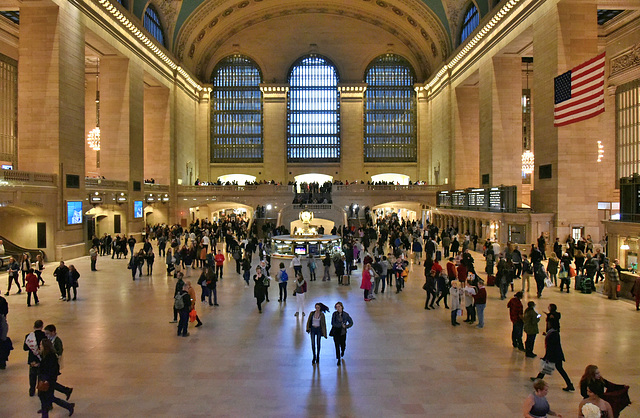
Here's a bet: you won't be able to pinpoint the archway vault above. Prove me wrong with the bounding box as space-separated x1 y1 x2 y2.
174 0 452 82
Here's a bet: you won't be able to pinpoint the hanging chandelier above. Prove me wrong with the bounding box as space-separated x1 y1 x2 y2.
521 150 534 174
87 59 101 151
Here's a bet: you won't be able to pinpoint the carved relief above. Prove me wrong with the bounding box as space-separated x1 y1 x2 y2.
156 0 183 42
610 43 640 77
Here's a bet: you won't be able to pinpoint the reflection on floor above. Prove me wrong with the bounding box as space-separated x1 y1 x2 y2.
0 246 638 417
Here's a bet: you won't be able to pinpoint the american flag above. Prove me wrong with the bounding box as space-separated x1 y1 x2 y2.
554 52 606 127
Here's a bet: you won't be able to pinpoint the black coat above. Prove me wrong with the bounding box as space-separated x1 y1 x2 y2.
253 274 267 301
542 329 565 363
38 351 60 382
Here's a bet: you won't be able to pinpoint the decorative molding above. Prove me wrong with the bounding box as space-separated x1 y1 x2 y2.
610 43 640 77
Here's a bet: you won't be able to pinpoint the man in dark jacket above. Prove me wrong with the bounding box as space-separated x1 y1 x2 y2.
52 262 69 301
176 283 191 337
24 319 46 396
507 292 525 351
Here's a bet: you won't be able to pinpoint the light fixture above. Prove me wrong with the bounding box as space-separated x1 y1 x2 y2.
620 241 630 250
521 150 535 174
597 141 604 163
87 59 101 158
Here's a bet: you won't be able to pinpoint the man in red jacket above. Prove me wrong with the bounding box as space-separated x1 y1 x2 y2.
214 250 225 279
507 291 525 351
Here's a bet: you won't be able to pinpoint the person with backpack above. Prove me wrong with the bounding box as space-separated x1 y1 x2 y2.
170 273 185 323
174 282 191 337
276 263 288 302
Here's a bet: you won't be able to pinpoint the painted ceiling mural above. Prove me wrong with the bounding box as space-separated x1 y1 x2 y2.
132 0 492 81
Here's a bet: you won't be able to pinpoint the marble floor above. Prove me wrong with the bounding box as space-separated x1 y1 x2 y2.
1 246 638 417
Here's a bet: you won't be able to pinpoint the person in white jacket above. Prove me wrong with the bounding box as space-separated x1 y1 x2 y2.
449 280 463 326
290 254 302 276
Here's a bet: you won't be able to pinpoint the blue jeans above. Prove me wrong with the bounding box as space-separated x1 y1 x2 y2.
310 326 322 358
243 271 250 285
476 304 486 327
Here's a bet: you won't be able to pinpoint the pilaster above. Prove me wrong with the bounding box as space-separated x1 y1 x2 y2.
261 84 288 182
339 84 366 180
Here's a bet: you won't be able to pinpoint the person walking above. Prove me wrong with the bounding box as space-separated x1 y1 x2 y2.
242 256 252 287
523 301 540 358
214 249 225 279
307 255 317 281
34 254 45 286
290 254 302 277
43 324 73 400
25 269 39 307
36 338 75 417
424 269 437 310
507 291 525 351
473 279 487 329
547 253 559 286
5 256 21 296
24 319 46 397
20 253 31 287
293 272 307 317
463 281 476 324
276 263 288 302
306 303 329 364
330 302 353 366
531 324 575 392
0 296 10 370
253 266 267 314
89 246 98 271
522 379 562 418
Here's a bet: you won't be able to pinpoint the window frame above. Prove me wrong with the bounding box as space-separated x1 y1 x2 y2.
460 2 480 45
363 54 417 163
286 54 341 163
143 4 165 47
210 55 264 163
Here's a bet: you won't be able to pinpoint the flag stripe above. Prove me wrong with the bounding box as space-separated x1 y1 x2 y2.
555 97 604 120
554 104 604 127
554 52 606 127
554 85 604 113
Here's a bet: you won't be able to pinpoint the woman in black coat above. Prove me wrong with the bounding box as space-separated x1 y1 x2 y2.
253 265 267 313
532 326 575 392
37 338 74 417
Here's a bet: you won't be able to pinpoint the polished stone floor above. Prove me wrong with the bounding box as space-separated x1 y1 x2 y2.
1 245 638 417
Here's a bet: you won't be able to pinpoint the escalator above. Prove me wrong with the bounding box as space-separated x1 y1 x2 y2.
0 234 46 269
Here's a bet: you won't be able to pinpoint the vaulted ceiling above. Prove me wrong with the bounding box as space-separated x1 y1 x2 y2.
131 0 494 82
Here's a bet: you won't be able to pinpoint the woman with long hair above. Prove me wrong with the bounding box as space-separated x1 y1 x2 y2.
306 303 329 364
37 338 74 417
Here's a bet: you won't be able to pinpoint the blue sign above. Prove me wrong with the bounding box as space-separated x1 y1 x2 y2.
134 201 143 219
67 201 83 225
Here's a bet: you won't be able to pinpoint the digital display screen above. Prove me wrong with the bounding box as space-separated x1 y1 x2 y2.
308 244 318 255
294 245 307 255
66 201 83 225
134 201 143 219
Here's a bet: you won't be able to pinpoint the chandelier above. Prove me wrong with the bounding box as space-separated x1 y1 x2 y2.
521 150 534 174
87 59 101 152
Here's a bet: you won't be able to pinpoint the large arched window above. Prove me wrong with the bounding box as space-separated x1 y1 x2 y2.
364 54 417 162
460 3 480 44
210 55 263 162
287 55 340 162
143 4 165 47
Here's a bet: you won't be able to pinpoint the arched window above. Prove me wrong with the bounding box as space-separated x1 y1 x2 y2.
460 3 480 44
364 54 417 162
143 4 165 47
287 55 340 162
114 0 128 10
210 55 263 162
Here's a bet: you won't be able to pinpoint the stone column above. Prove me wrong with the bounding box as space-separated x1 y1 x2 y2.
17 3 86 259
416 87 430 181
479 56 522 193
454 85 480 188
144 84 171 184
261 85 288 182
339 84 366 180
194 89 210 183
532 0 600 239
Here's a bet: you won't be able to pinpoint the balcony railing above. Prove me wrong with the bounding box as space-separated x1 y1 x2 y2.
85 178 129 190
1 169 56 186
